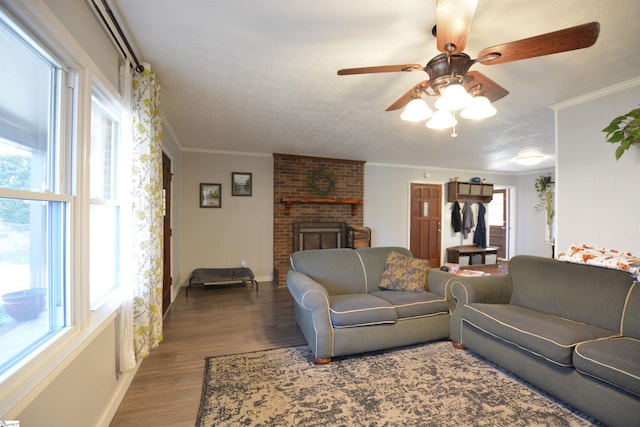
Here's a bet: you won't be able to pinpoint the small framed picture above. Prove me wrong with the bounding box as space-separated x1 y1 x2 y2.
232 172 252 196
200 183 221 208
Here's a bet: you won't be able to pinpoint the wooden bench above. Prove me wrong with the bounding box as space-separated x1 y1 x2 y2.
446 245 499 266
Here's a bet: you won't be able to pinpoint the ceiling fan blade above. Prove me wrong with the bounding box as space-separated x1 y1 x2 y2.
477 22 600 65
436 0 478 53
337 64 423 75
464 71 509 102
386 80 430 111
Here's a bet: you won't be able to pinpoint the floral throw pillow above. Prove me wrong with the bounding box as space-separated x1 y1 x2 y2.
379 251 430 292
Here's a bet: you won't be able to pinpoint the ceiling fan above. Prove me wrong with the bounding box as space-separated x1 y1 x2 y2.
337 0 600 130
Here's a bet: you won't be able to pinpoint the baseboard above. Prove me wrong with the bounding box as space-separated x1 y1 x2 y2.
96 360 142 427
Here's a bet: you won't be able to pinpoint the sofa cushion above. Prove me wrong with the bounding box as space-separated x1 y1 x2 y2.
290 248 366 295
507 255 633 332
329 294 397 328
574 337 640 398
463 303 618 366
378 251 429 292
371 291 448 319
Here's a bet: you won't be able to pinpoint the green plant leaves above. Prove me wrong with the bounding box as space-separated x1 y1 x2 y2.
602 106 640 160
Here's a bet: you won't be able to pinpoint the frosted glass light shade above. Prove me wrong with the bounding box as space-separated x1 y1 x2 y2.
400 98 433 122
435 83 471 111
426 109 457 130
516 155 544 165
460 96 496 120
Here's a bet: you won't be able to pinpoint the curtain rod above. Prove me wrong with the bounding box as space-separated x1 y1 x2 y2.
92 0 145 73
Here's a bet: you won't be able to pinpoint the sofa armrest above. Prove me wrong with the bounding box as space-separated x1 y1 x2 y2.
449 275 513 306
286 270 335 360
427 269 457 296
448 274 513 345
287 270 330 309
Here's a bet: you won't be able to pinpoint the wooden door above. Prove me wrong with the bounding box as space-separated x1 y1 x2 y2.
488 189 507 259
410 183 442 267
162 152 172 315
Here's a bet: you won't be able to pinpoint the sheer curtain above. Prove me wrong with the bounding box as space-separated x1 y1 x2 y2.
120 66 164 371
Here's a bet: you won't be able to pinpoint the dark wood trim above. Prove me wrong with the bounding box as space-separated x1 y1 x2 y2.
281 197 363 216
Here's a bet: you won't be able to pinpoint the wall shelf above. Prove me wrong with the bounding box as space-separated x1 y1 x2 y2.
447 181 494 203
281 197 363 216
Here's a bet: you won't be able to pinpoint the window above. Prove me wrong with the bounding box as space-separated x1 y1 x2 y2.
0 16 69 374
89 92 122 307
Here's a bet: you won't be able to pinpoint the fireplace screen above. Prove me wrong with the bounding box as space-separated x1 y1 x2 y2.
293 222 347 252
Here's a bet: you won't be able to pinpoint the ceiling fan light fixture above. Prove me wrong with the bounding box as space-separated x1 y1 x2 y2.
400 98 433 122
426 109 457 130
516 154 544 165
460 95 496 120
435 83 471 111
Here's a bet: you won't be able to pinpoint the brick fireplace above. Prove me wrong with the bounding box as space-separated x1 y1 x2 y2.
273 153 365 285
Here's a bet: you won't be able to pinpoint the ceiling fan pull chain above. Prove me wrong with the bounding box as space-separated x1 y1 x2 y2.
451 112 458 137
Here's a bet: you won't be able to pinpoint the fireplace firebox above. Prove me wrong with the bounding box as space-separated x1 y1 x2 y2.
292 222 347 252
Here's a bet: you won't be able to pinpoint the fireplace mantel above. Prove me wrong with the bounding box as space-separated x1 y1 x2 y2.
281 197 363 216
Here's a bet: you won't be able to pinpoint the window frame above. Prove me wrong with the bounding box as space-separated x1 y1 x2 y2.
89 85 124 309
0 2 128 416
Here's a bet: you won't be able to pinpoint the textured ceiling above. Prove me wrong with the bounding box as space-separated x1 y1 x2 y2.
112 0 640 173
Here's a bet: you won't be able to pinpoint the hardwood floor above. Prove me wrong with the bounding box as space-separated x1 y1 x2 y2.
109 263 508 426
109 282 306 427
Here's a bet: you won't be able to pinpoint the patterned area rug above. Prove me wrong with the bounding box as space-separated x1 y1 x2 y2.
197 341 599 426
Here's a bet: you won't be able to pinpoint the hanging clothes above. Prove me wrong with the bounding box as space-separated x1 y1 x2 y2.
451 201 461 233
473 203 487 248
462 202 474 239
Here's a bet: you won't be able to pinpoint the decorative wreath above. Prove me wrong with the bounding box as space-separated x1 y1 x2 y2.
307 168 336 196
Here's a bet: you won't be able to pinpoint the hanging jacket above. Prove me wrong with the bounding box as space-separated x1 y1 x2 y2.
462 202 474 239
451 201 461 233
473 203 487 248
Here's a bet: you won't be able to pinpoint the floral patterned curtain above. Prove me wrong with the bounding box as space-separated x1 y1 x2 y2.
121 68 164 369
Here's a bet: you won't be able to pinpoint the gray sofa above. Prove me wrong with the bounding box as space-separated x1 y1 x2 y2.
449 255 640 427
286 247 455 363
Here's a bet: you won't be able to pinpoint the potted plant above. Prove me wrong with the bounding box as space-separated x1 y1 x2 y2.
534 175 555 241
2 288 47 321
602 106 640 160
534 175 553 210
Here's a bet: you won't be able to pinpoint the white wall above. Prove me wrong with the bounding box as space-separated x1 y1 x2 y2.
554 78 640 255
364 164 522 262
180 151 274 283
179 155 546 282
515 169 556 258
16 321 122 426
43 0 122 90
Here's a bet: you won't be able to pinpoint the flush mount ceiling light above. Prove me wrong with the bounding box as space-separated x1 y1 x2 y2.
516 154 544 165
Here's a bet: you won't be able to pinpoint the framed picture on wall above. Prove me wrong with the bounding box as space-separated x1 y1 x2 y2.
200 183 221 208
232 172 252 196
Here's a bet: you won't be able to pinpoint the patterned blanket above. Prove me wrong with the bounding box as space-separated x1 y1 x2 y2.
558 243 640 280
